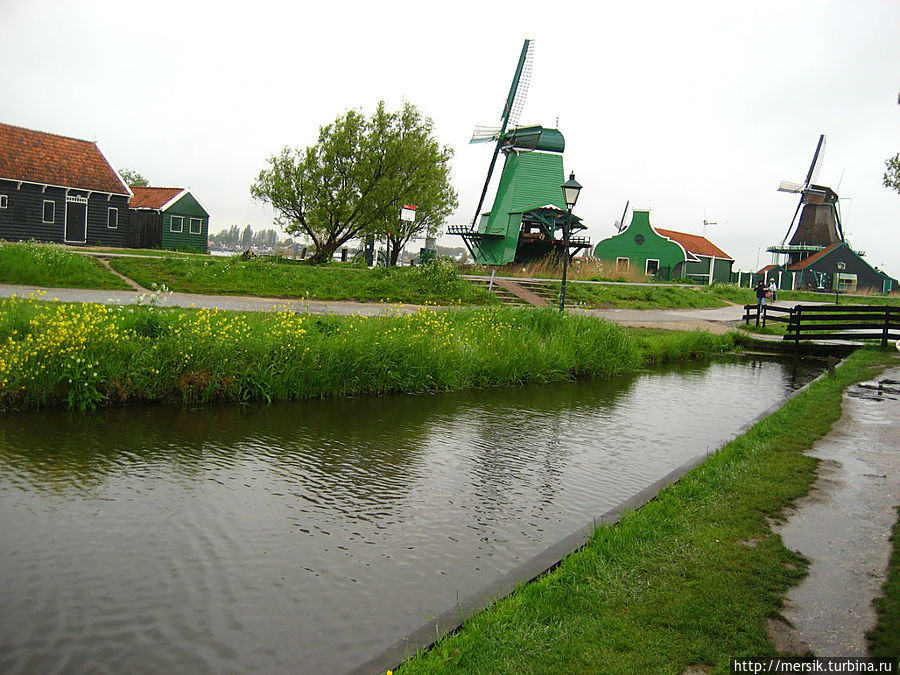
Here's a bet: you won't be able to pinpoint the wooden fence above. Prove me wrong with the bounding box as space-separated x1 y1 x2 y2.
742 304 900 348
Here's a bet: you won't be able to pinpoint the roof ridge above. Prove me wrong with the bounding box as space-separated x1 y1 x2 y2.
0 121 96 146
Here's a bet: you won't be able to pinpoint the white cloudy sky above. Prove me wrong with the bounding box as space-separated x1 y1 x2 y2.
2 0 899 273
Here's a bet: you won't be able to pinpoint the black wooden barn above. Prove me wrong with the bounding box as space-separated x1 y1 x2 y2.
0 123 132 247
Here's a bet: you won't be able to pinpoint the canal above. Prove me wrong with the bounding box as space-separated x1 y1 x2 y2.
0 356 822 674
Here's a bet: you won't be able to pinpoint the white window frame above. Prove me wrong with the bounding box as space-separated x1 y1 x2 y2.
170 215 184 233
107 207 118 229
616 257 629 269
0 194 7 209
43 200 55 223
189 217 202 235
645 258 660 275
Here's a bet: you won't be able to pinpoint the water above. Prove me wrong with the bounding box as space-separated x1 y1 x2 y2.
0 356 822 674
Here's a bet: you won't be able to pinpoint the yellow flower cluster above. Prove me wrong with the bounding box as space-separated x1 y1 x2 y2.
0 295 137 389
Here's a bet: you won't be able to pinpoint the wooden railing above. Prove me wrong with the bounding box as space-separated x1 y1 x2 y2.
743 304 900 347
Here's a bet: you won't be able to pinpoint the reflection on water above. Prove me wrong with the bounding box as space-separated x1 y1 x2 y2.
0 356 822 674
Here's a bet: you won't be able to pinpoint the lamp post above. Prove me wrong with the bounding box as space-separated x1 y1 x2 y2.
559 172 583 312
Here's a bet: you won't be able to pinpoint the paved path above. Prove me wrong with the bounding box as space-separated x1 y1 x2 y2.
771 363 900 656
581 305 746 334
0 283 751 326
0 284 431 317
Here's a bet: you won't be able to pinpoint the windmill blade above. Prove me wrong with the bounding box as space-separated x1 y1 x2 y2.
834 200 845 241
778 180 804 193
781 197 804 245
470 126 502 143
617 200 630 232
803 134 826 188
471 39 534 227
503 39 534 128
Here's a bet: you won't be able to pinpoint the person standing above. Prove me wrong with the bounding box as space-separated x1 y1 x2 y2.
756 280 768 308
769 278 778 303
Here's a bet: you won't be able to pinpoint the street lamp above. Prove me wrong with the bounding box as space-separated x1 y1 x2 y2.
559 172 583 312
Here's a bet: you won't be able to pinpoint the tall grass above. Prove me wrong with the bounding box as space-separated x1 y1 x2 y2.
464 256 655 283
1 296 690 411
0 240 132 290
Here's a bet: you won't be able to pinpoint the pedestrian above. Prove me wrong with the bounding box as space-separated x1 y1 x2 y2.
769 278 778 303
755 280 768 308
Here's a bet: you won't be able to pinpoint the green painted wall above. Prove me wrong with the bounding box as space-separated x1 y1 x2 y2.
160 192 209 253
593 210 685 273
679 256 734 283
473 151 567 265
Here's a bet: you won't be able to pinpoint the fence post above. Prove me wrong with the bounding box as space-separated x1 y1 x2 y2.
762 305 767 328
794 306 801 353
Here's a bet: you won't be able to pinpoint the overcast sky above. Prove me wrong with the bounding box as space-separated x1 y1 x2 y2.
2 0 899 273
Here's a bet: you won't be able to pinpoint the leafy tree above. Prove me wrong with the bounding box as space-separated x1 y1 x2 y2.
119 169 150 187
241 225 253 250
884 92 900 195
884 153 900 194
251 101 457 264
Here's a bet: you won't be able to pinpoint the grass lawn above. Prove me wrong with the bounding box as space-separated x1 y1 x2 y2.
869 506 900 657
108 255 494 306
396 349 899 674
0 241 132 290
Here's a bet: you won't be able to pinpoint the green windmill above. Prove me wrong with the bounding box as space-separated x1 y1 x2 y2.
448 39 590 265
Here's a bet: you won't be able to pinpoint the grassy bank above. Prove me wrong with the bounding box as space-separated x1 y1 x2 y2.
395 349 897 674
0 241 132 290
109 255 493 305
0 296 738 412
869 506 900 657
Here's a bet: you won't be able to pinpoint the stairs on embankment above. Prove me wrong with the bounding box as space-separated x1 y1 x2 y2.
464 276 556 307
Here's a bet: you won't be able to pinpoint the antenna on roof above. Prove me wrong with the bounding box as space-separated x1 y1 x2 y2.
702 216 717 237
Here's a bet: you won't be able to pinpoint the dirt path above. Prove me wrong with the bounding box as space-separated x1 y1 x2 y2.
769 362 900 656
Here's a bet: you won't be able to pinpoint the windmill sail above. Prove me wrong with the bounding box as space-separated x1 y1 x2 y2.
470 39 534 227
780 134 826 245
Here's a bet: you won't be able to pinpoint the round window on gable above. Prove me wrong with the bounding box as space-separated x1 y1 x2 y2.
634 234 644 245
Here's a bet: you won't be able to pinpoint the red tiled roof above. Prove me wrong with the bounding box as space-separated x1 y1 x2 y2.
129 186 186 210
0 122 129 195
655 228 733 260
785 242 843 270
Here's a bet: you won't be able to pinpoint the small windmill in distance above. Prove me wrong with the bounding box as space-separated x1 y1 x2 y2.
767 134 846 268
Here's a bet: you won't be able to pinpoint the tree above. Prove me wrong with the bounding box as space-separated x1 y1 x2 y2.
370 103 457 265
119 169 150 187
251 101 457 264
884 153 900 194
884 92 900 195
241 225 253 250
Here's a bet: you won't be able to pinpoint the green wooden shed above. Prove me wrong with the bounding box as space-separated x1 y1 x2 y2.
593 209 733 283
128 186 209 253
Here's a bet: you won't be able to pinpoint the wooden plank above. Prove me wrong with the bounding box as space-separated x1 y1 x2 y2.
784 313 900 323
785 322 900 331
782 332 900 342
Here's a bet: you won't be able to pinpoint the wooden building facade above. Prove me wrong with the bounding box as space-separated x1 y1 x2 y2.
0 123 132 246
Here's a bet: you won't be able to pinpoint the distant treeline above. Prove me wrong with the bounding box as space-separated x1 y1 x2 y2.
209 225 294 250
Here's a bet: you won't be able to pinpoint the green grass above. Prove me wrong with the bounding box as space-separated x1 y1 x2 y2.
560 282 900 311
0 241 132 290
869 506 900 656
396 349 898 674
109 255 494 305
0 299 635 410
0 296 742 412
556 281 731 309
75 245 203 257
